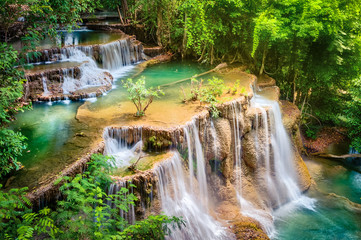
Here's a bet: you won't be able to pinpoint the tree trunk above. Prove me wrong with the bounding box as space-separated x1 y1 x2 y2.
121 0 129 22
292 72 298 104
117 5 125 25
182 13 187 59
259 47 266 75
156 7 163 46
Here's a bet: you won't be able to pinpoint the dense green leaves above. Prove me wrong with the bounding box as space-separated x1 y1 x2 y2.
0 154 184 239
0 43 29 177
122 77 165 116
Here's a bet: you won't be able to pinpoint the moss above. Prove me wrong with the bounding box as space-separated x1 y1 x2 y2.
232 220 270 240
111 152 172 177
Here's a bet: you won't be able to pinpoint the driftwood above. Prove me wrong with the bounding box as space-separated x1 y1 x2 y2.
128 155 146 171
311 153 361 159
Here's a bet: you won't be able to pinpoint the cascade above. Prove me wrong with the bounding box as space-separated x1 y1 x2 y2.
100 39 141 71
103 127 143 167
230 101 243 200
61 56 112 94
107 181 136 224
155 152 228 240
41 74 50 96
236 93 316 236
251 95 301 204
209 119 219 159
183 120 208 206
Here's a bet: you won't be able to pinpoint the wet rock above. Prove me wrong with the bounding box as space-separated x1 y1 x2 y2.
295 154 312 192
213 118 232 159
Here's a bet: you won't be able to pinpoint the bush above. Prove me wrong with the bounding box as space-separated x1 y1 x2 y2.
122 77 165 117
181 77 226 118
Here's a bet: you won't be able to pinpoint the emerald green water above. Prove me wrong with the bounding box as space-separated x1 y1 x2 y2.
274 157 361 239
10 102 82 167
89 61 210 109
4 61 210 190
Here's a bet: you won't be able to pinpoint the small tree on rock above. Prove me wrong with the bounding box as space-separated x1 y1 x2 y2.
122 76 164 117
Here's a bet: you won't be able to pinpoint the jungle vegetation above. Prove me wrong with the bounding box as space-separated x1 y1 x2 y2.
1 0 361 238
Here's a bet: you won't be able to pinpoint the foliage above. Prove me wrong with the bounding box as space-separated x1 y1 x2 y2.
344 78 361 151
122 76 165 117
0 129 27 177
116 215 185 239
0 43 29 177
0 184 31 239
181 77 225 118
48 0 101 30
18 207 60 239
0 154 184 239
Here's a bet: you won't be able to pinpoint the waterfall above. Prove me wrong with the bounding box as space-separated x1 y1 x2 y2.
183 120 208 207
100 39 141 71
41 74 50 96
236 94 316 237
108 181 136 224
230 101 243 200
103 127 143 167
209 119 219 159
59 49 112 94
251 96 301 204
155 152 228 240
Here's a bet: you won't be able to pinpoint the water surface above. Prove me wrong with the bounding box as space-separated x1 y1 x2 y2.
274 156 361 239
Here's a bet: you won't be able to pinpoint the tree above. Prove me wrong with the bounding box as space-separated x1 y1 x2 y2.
122 76 164 117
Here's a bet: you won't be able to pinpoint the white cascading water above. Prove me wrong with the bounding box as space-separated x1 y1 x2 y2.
41 74 50 96
28 35 144 96
100 39 143 78
251 95 301 204
100 40 132 71
209 119 219 159
155 152 228 240
103 127 143 168
183 120 208 205
230 101 243 199
236 92 316 237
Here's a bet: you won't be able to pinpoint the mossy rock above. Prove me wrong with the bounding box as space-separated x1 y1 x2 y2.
232 220 269 240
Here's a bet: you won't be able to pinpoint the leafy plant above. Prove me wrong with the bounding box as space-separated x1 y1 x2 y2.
117 215 185 239
0 43 30 178
344 78 361 151
0 184 31 239
230 79 240 95
122 77 165 117
181 77 225 118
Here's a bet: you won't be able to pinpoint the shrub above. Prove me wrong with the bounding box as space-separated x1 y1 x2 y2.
122 77 165 117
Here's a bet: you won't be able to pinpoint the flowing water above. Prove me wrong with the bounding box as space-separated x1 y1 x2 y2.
274 156 361 239
103 127 143 168
236 94 316 236
155 152 229 240
41 74 50 96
